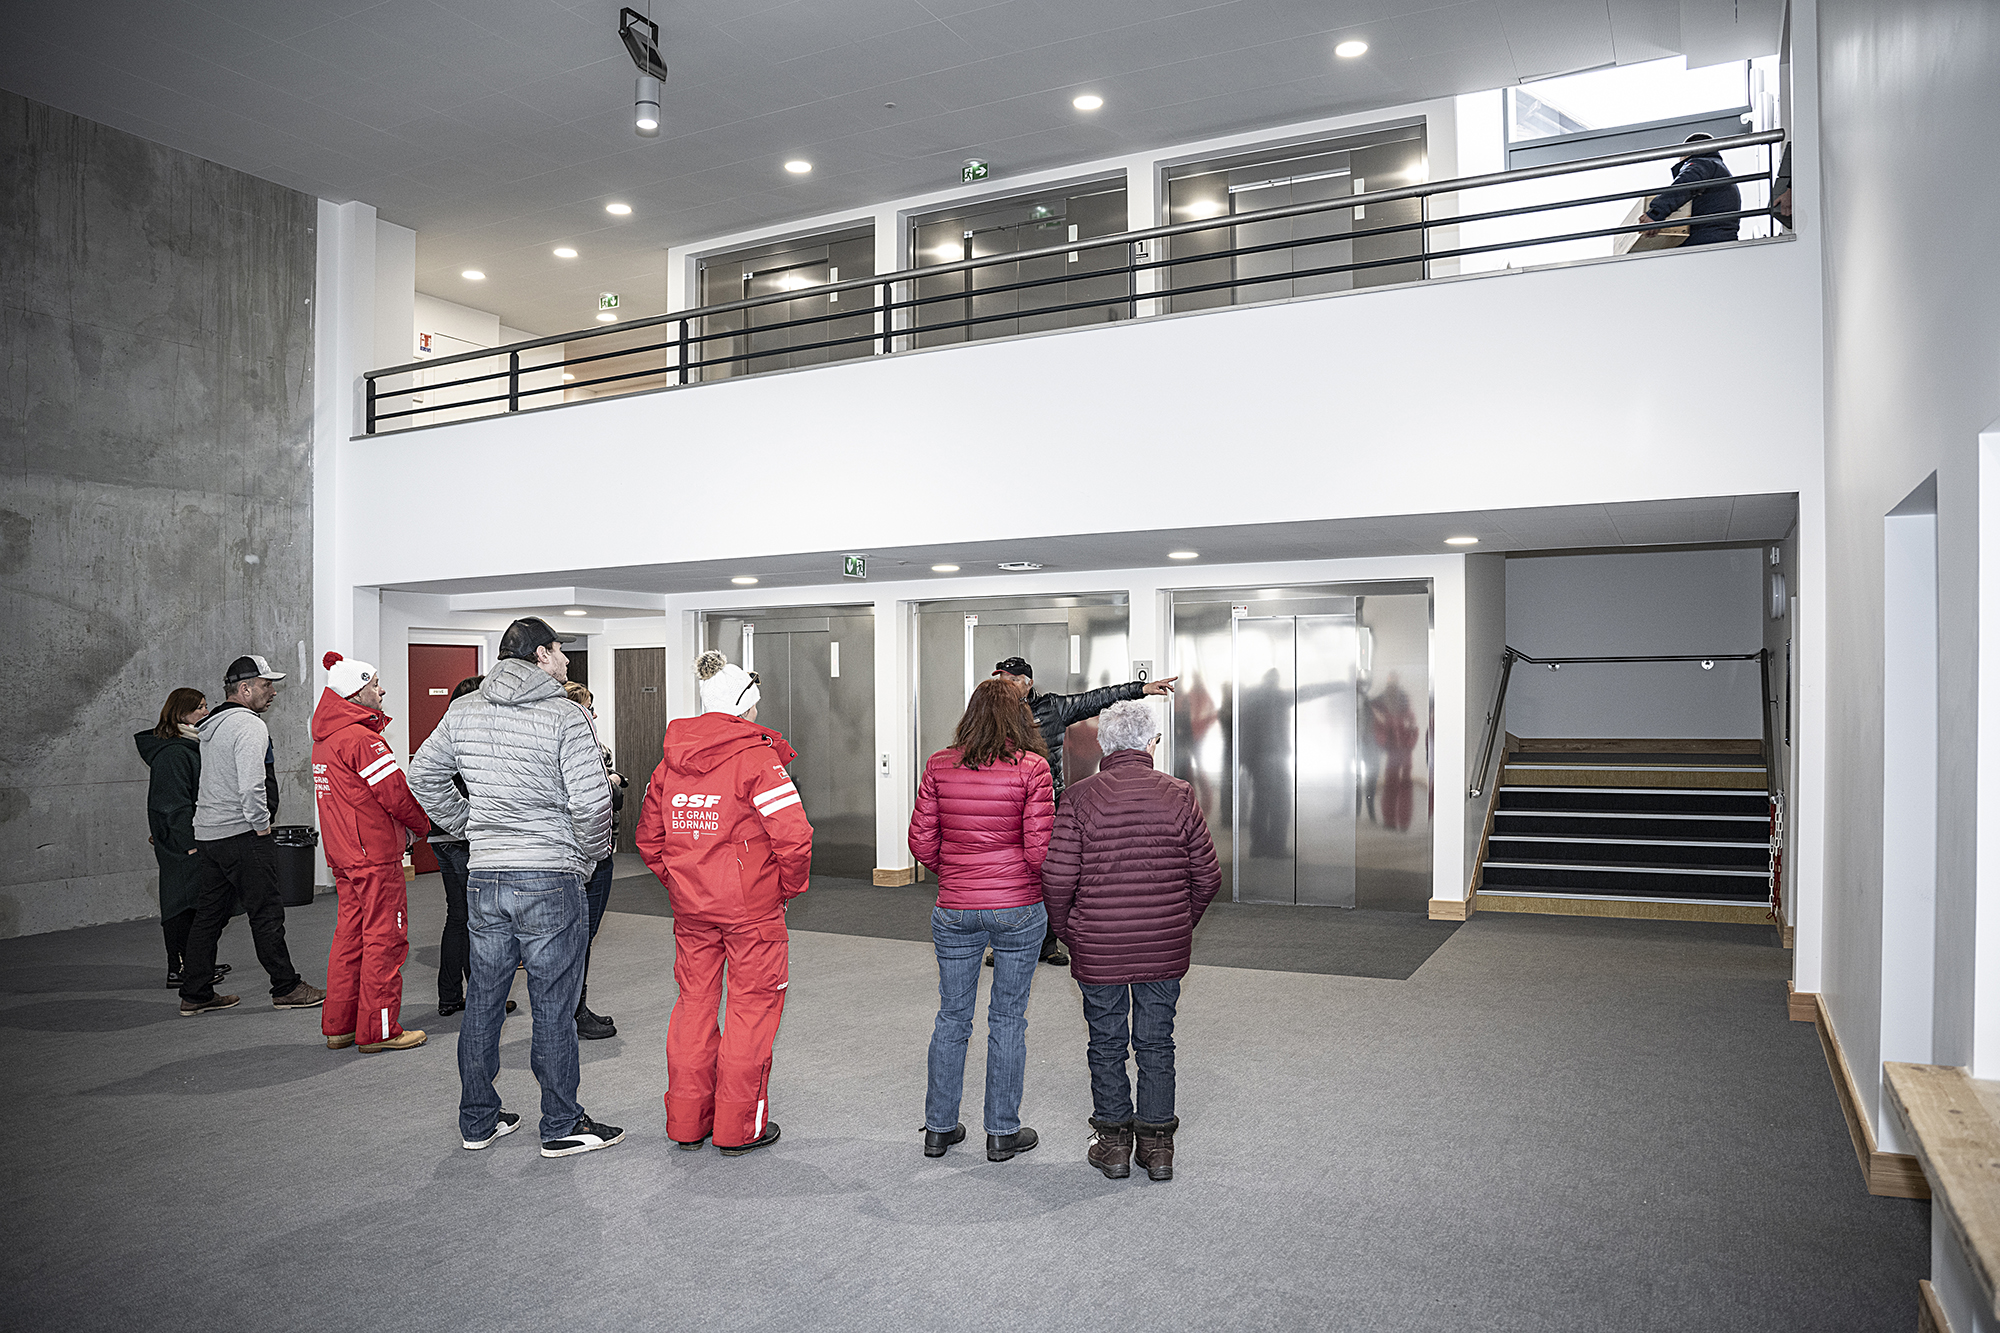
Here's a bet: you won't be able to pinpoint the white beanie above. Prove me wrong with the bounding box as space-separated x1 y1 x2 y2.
695 650 759 717
323 651 377 700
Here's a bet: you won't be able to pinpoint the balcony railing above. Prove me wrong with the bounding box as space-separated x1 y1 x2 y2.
362 128 1785 435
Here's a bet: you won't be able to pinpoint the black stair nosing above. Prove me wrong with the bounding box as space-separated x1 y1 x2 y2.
1492 809 1766 822
1488 834 1768 849
1486 857 1766 876
1504 751 1766 766
1497 785 1768 795
1477 887 1770 905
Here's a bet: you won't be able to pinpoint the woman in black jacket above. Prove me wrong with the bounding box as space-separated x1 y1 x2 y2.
135 688 229 987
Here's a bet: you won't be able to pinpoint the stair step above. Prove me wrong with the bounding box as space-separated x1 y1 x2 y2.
1497 787 1768 815
1501 765 1766 791
1495 812 1766 841
1487 835 1767 867
1480 861 1767 900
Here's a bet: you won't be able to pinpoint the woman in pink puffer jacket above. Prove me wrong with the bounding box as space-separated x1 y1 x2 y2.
908 678 1054 1165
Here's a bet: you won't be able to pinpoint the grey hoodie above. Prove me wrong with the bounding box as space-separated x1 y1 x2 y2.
193 702 279 840
408 658 613 875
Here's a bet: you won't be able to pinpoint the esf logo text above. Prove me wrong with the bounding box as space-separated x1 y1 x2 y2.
671 793 722 808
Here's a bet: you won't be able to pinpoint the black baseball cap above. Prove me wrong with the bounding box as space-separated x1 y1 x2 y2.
499 616 580 661
992 656 1033 679
224 654 287 685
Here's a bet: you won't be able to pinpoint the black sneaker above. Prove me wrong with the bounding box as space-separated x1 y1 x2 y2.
1040 946 1069 966
437 1000 465 1017
718 1122 781 1157
166 968 228 989
541 1115 624 1158
463 1111 521 1151
576 1007 617 1040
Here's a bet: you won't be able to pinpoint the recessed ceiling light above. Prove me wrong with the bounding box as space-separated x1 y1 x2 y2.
1168 550 1199 560
784 160 812 174
553 247 578 258
1072 94 1103 110
1335 39 1368 57
996 561 1043 571
562 608 588 616
931 564 960 573
605 202 632 215
562 373 575 381
596 312 617 323
1445 535 1479 545
461 269 485 280
731 576 760 585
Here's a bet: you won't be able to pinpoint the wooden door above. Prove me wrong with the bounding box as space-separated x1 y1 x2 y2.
614 648 667 854
406 644 481 873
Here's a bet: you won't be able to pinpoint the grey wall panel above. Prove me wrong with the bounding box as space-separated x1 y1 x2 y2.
0 92 315 937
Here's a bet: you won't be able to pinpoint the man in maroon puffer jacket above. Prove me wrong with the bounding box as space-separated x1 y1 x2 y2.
1042 699 1220 1183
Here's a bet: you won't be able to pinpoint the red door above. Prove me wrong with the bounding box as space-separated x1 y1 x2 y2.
407 644 481 874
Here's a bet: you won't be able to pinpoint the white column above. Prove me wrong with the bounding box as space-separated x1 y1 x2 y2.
874 597 915 881
1974 421 2000 1078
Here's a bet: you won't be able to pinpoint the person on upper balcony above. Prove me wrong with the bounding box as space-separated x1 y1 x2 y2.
1638 132 1742 247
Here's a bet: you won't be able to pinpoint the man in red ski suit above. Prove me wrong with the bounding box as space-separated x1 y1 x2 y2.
313 652 434 1052
637 651 813 1155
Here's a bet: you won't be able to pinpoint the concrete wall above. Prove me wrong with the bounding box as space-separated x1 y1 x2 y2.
0 91 316 937
1503 547 1767 739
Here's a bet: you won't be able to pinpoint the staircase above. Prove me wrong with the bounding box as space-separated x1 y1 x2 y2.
1473 739 1772 923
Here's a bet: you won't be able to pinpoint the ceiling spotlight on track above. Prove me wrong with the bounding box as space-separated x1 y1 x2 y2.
620 8 669 138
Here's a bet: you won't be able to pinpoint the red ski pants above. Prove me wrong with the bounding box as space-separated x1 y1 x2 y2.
323 863 411 1044
665 911 789 1147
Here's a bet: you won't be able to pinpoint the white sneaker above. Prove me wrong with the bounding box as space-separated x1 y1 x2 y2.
462 1110 521 1150
541 1115 624 1158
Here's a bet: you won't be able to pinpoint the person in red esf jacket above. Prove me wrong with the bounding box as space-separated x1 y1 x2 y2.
636 651 812 1156
907 678 1055 1164
312 652 434 1053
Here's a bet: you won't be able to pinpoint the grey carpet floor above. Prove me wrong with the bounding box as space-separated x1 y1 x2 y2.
607 859 1462 980
0 885 1926 1333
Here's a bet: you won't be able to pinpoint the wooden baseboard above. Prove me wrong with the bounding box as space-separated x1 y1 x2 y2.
1812 993 1930 1199
1919 1279 1952 1333
1787 982 1817 1023
1781 923 1795 949
872 866 916 887
1475 894 1770 924
1428 897 1473 921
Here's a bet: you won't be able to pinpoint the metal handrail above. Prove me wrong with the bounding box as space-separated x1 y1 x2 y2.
364 127 1785 430
1466 646 1771 798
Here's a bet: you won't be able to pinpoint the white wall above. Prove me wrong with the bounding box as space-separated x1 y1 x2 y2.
1504 547 1766 738
337 235 1820 592
1809 42 2000 1333
1463 552 1508 891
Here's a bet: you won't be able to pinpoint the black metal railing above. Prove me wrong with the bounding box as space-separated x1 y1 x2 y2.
1467 646 1772 798
363 128 1785 434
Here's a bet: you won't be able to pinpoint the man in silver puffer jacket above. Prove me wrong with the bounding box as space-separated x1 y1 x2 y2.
410 617 618 1158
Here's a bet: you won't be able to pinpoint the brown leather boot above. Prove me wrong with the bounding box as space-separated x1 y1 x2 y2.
1134 1117 1178 1181
1087 1119 1133 1179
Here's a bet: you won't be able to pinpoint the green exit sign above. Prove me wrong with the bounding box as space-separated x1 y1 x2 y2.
961 159 989 184
843 554 867 579
599 292 620 311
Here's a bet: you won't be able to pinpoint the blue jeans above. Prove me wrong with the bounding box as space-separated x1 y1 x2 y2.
927 902 1046 1137
459 869 589 1143
1078 979 1182 1124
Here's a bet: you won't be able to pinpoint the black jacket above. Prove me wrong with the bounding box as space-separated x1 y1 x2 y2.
1028 681 1148 794
1645 151 1740 246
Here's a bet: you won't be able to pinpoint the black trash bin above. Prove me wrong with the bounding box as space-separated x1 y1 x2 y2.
271 826 320 907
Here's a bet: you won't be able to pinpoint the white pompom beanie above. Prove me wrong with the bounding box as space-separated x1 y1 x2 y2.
323 651 377 700
695 650 759 717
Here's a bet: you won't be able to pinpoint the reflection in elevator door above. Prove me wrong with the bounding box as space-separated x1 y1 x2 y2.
1232 615 1358 906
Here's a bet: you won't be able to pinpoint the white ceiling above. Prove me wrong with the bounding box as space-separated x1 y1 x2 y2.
383 492 1799 602
0 0 1780 337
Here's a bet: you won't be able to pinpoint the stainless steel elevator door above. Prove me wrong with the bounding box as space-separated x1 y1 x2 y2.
913 601 1128 786
704 612 876 877
1228 612 1359 906
1294 615 1359 907
1232 616 1296 904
